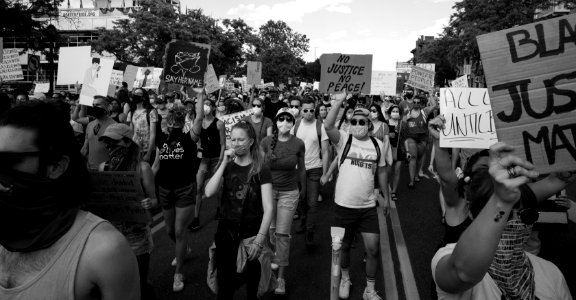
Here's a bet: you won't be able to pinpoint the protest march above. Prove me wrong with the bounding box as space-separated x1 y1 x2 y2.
1 1 576 300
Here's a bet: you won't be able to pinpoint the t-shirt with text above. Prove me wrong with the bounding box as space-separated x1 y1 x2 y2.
156 131 199 189
292 119 329 170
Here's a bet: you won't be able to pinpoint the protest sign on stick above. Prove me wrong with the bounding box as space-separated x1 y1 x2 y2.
34 82 50 94
79 57 114 106
477 14 576 173
450 74 469 88
134 67 162 90
219 109 256 148
123 65 139 90
406 65 435 92
247 61 262 86
439 88 498 149
204 64 221 94
57 46 91 84
109 69 124 86
85 171 150 223
163 40 211 87
320 54 372 94
396 62 412 74
370 71 397 95
0 48 24 81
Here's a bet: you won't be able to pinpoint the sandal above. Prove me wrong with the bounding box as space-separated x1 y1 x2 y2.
391 192 398 201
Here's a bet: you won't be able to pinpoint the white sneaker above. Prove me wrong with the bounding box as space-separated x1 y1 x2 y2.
363 288 382 300
339 277 352 299
172 247 192 267
271 262 279 271
317 195 323 202
275 278 286 295
171 257 177 267
173 273 184 292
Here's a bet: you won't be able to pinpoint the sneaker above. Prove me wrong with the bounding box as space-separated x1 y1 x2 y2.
171 257 177 267
317 195 323 202
363 288 382 300
173 273 184 292
274 278 286 295
188 218 200 231
172 246 192 267
271 262 279 271
339 278 352 299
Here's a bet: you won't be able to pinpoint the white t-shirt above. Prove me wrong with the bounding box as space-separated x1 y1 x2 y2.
292 119 329 170
431 243 572 300
334 130 387 209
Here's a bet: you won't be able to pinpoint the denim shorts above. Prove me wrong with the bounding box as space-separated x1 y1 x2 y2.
158 183 196 209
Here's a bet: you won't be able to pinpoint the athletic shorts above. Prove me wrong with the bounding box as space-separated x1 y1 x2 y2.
158 183 196 209
333 204 379 243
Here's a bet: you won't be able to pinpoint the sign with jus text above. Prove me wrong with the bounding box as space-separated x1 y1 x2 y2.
406 65 435 92
370 71 397 95
219 109 256 148
477 14 576 173
320 53 372 94
163 40 211 87
439 88 498 149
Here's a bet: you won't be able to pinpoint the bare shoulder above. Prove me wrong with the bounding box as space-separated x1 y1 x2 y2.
217 119 225 128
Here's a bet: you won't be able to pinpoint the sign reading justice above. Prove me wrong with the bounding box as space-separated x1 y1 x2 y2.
477 14 576 173
320 54 372 94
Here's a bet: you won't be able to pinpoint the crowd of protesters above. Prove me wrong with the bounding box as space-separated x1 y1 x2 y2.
0 79 573 300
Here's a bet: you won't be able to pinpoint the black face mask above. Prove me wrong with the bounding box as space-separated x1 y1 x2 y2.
0 169 78 252
132 95 144 103
88 106 108 118
405 93 413 100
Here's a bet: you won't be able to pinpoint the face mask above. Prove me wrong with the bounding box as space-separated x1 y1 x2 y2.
405 93 413 100
277 121 293 134
349 124 368 139
290 108 300 117
410 110 420 119
370 112 378 120
391 112 400 119
253 107 262 115
279 95 284 100
0 169 77 252
203 105 211 115
132 95 144 103
233 143 250 157
217 106 226 112
346 113 353 120
88 106 108 118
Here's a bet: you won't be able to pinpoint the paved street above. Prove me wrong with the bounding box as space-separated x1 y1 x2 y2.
147 166 576 300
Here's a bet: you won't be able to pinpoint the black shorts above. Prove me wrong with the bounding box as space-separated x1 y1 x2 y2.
158 183 196 209
333 205 380 243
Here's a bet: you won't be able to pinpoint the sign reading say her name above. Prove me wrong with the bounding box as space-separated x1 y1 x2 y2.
219 109 256 148
85 171 150 223
320 54 372 94
439 88 498 149
163 40 211 87
477 14 576 173
406 65 435 92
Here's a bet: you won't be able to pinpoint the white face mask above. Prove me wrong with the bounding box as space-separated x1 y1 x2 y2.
203 105 211 115
276 120 293 134
370 112 378 120
349 124 368 139
290 108 300 117
253 107 262 115
391 112 400 119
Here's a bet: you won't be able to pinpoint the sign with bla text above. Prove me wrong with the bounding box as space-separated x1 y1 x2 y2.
320 54 372 94
451 74 469 88
439 88 498 149
477 14 576 173
163 40 211 87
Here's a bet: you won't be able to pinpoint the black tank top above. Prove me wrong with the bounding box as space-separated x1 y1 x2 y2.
201 118 221 158
440 216 473 247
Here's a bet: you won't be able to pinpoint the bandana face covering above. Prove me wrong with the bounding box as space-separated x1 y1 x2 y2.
488 217 535 300
106 145 130 171
0 170 77 253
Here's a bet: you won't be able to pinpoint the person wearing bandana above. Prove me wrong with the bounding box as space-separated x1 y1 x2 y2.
0 102 139 299
80 95 117 170
431 135 573 299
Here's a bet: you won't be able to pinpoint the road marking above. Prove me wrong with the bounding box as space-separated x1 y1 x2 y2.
153 212 162 222
377 207 399 300
152 212 165 235
389 200 420 300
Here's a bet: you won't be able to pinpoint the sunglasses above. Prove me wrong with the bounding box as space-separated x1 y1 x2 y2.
510 208 540 225
303 109 314 113
413 101 421 104
370 109 378 113
350 119 367 126
290 105 300 109
277 116 293 123
252 104 262 108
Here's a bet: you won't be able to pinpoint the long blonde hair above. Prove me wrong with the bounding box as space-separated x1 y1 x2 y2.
231 121 262 176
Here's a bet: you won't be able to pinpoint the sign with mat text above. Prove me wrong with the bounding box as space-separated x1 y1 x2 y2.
477 14 576 173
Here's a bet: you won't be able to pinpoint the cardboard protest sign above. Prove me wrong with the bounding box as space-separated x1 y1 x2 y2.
279 83 286 90
416 63 435 72
247 61 262 86
34 82 50 94
79 57 114 106
109 69 124 86
450 74 469 88
122 65 139 90
320 54 372 93
134 67 162 90
396 62 413 74
219 109 256 148
84 171 150 223
439 88 498 149
406 65 435 92
0 48 24 81
163 40 211 87
56 46 91 84
204 64 220 94
370 71 397 95
477 14 576 173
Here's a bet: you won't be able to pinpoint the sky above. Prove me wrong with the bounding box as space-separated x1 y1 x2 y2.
180 0 458 71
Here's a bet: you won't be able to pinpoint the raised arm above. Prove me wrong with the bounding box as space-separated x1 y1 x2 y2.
189 91 205 143
324 92 347 145
428 116 460 207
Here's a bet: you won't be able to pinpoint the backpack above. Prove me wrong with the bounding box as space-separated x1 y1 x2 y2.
339 134 381 168
293 118 323 159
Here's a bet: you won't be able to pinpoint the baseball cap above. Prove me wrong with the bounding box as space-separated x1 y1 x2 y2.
275 107 295 119
31 93 46 101
99 123 133 141
352 107 370 118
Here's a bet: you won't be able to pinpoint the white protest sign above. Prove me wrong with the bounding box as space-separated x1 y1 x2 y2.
320 54 372 93
123 65 139 90
439 88 498 149
0 48 24 81
450 74 469 88
477 14 576 173
370 71 397 95
134 67 162 90
313 81 320 90
406 65 435 92
34 82 50 94
396 62 413 74
219 109 256 148
79 57 114 106
57 46 91 84
204 64 221 94
109 70 124 86
300 82 307 88
247 61 262 86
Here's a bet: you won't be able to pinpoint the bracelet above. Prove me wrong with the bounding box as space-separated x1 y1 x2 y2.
253 241 263 248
